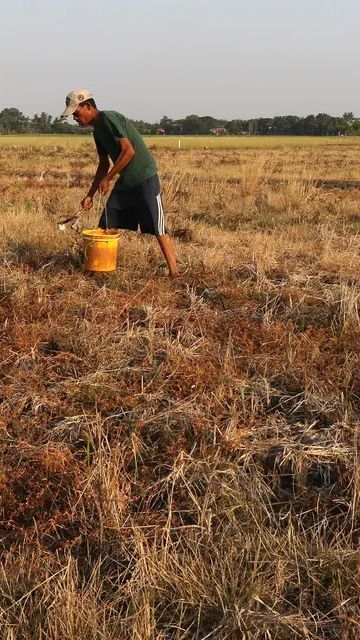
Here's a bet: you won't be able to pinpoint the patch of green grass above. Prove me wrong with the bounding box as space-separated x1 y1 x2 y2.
0 134 92 147
146 135 360 149
1 133 360 150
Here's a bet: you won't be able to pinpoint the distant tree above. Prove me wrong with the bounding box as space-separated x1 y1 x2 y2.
248 119 258 135
31 112 53 133
283 115 302 135
51 117 68 133
50 117 88 134
159 115 174 134
343 112 355 124
340 112 356 135
316 113 330 136
351 118 360 135
0 105 357 137
198 116 220 135
131 119 154 135
257 118 273 135
0 108 29 133
227 119 248 134
303 114 318 136
182 114 201 135
172 119 184 134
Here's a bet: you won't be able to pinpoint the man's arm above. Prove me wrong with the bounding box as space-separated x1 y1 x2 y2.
99 138 135 195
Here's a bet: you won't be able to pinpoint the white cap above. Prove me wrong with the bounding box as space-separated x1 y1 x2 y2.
60 89 93 118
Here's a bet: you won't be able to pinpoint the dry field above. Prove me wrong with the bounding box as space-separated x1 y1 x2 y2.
0 138 359 639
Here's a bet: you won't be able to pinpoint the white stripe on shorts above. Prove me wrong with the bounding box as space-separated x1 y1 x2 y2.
156 193 165 235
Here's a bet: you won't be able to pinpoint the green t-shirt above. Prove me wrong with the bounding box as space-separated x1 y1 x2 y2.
93 111 157 191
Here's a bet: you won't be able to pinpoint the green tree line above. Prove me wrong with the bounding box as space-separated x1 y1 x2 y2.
0 107 359 136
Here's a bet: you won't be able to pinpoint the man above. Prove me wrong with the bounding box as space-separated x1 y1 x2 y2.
60 89 180 277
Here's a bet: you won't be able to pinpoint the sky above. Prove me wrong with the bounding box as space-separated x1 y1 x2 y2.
1 0 360 122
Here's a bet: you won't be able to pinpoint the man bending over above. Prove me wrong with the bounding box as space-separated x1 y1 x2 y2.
61 89 180 277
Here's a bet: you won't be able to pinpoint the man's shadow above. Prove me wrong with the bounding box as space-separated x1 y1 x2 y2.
7 240 83 272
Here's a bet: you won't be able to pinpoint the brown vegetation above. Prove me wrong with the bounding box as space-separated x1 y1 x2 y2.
0 140 359 639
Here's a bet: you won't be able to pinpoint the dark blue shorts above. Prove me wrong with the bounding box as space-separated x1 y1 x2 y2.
98 174 166 236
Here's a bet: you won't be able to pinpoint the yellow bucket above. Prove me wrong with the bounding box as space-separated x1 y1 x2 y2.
82 228 120 272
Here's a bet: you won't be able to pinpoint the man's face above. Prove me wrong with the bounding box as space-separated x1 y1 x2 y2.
72 104 94 126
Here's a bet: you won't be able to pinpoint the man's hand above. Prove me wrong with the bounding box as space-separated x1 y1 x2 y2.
81 195 93 210
99 176 111 196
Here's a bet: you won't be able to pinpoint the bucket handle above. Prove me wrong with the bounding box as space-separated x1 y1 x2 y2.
94 193 109 231
83 235 117 260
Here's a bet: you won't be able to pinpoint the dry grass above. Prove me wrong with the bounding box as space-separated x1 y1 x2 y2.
0 140 359 639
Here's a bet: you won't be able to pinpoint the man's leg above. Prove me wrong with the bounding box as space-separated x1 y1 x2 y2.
156 234 180 277
138 175 181 277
